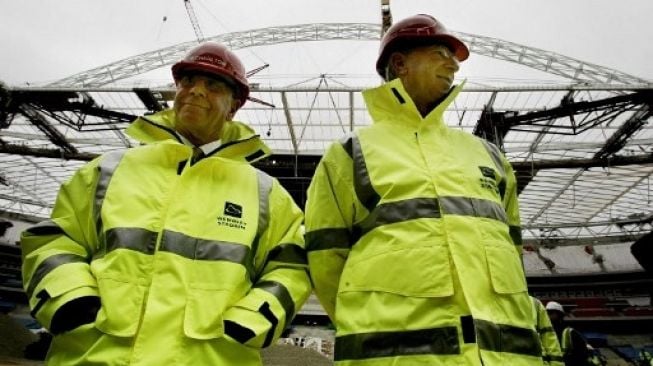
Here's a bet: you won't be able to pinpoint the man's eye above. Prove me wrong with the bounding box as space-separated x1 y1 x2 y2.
206 80 222 91
180 76 194 86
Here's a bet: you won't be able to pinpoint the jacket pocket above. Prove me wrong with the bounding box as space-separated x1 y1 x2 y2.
94 277 146 337
183 284 231 340
339 245 454 297
484 242 527 294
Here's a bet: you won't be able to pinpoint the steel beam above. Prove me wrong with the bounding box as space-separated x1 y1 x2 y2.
1 142 651 170
48 23 649 87
280 92 298 154
18 106 77 153
523 233 643 248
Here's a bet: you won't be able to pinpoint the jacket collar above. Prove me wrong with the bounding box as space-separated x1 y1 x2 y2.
125 109 271 163
362 78 466 129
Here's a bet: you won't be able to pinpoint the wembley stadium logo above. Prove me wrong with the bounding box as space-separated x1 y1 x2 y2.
217 201 247 230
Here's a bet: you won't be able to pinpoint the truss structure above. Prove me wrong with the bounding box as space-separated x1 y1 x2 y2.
1 23 652 274
50 23 648 87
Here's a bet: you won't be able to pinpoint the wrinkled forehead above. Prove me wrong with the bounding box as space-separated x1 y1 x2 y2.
176 69 237 90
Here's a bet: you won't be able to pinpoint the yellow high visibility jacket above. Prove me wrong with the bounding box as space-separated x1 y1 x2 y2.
560 326 592 366
305 79 541 365
21 109 311 365
531 297 564 366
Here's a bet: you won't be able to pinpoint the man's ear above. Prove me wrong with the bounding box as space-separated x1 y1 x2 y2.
227 99 241 120
389 52 408 76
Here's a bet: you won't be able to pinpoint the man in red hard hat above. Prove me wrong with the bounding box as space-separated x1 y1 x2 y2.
306 14 536 365
21 41 311 365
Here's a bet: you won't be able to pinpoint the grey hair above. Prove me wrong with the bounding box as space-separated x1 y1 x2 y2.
384 63 397 82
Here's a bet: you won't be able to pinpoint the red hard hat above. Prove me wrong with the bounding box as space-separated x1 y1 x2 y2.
376 14 470 78
172 41 250 107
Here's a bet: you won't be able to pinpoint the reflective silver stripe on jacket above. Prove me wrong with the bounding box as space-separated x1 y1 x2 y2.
25 253 86 298
543 354 565 363
479 139 505 179
254 280 295 329
105 227 157 255
334 326 460 361
305 228 352 251
339 134 380 213
103 227 250 262
94 150 127 237
439 196 508 223
334 318 542 361
479 138 522 246
24 220 64 236
479 139 507 200
255 170 273 237
308 199 509 248
24 220 84 298
265 243 307 266
350 196 507 242
353 197 441 238
100 227 254 278
159 230 251 265
475 318 542 357
537 326 555 335
250 170 274 279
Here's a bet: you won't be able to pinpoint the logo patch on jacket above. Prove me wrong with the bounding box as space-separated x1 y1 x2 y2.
224 201 243 218
217 201 247 230
478 166 499 194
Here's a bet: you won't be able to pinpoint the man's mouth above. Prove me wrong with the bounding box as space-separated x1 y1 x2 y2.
183 102 208 109
437 75 453 84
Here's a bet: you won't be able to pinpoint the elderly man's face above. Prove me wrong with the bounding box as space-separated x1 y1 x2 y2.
396 44 459 110
173 73 239 146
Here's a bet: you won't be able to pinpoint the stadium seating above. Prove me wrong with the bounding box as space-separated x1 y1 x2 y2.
572 307 619 317
622 306 653 317
613 346 640 363
0 243 26 309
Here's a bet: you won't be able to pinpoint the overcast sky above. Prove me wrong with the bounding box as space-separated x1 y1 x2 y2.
1 0 651 87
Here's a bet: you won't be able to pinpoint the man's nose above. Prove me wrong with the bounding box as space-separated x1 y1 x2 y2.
189 80 208 96
446 57 460 73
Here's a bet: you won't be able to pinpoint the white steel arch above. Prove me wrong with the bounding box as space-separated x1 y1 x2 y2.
50 23 649 87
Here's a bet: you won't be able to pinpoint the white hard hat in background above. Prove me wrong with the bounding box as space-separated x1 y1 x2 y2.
545 301 565 313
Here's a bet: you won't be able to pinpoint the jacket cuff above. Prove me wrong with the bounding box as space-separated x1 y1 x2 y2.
49 295 101 334
33 285 99 332
223 298 275 349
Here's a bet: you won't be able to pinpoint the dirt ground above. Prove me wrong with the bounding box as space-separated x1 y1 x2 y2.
0 315 331 366
0 345 330 366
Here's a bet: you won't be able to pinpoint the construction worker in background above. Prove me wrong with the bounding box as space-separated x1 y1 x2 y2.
305 14 540 365
531 297 564 365
546 301 602 366
21 41 311 365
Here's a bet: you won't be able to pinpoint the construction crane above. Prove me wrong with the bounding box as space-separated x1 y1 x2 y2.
184 0 204 43
381 0 392 35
